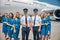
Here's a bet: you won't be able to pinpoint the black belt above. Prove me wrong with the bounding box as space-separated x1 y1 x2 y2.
33 26 39 28
22 27 30 28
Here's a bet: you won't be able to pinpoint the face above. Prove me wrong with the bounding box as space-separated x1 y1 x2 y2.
41 14 44 18
24 11 28 15
47 13 50 16
15 12 20 18
34 11 38 15
4 13 8 17
44 13 47 17
6 13 9 17
9 12 13 18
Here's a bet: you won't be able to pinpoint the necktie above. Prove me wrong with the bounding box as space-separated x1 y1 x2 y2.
34 16 36 25
25 16 27 27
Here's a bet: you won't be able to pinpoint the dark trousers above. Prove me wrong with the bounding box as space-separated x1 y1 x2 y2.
22 27 30 40
33 26 39 40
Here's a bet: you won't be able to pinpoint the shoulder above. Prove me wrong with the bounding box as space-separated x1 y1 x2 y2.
37 15 40 17
21 16 25 21
37 15 41 19
22 16 25 18
32 16 34 18
13 18 15 20
2 17 5 19
21 16 25 19
28 16 30 18
7 18 10 20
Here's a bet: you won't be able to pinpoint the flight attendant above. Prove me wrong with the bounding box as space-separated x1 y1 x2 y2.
44 13 49 40
40 13 46 40
2 13 8 40
32 8 41 40
21 8 32 40
47 13 51 39
7 12 14 40
13 12 20 40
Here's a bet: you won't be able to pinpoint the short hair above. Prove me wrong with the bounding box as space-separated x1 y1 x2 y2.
23 8 28 11
33 8 38 12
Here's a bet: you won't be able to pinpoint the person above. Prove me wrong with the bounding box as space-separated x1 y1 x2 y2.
40 13 46 40
7 12 14 40
31 8 41 40
12 12 20 40
21 8 32 40
43 13 49 40
2 13 8 40
46 13 51 39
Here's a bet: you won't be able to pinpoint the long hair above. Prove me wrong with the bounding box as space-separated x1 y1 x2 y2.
9 12 14 19
15 12 20 18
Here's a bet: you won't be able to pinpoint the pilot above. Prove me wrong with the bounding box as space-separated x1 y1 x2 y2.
21 8 32 40
31 8 41 40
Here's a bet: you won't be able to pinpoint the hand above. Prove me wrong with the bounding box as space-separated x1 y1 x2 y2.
38 28 40 32
23 24 27 27
12 25 14 28
11 25 14 30
29 27 32 30
14 29 16 34
11 27 14 30
45 23 48 26
42 24 44 25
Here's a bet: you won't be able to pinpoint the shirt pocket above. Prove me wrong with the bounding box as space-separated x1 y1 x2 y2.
36 19 39 22
27 18 30 22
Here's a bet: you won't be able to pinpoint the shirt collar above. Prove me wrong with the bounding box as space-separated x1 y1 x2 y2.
34 15 38 17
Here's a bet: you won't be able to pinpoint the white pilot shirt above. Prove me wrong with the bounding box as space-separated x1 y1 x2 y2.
21 15 31 27
32 15 41 26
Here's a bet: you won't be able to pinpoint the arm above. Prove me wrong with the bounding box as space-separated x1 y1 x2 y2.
38 17 42 32
29 16 33 30
45 18 51 26
2 22 13 26
20 21 27 27
20 22 25 25
40 22 42 28
20 16 27 27
30 21 33 30
42 23 46 26
3 22 8 24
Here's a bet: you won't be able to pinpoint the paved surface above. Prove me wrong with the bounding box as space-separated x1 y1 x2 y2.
0 21 60 40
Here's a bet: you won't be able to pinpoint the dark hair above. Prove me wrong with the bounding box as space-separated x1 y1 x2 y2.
9 12 14 19
23 8 28 11
33 8 38 12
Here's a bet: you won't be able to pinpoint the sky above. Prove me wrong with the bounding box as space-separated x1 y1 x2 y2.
14 0 60 6
38 0 60 6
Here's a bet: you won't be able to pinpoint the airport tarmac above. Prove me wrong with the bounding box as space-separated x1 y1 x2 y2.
0 21 60 40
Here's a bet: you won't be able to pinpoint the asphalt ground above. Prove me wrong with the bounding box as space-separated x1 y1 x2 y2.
0 21 60 40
